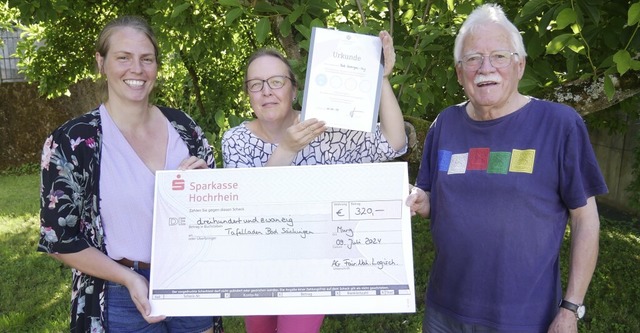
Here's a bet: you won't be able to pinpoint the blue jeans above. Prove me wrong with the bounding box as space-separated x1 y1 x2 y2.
106 268 215 333
423 306 498 333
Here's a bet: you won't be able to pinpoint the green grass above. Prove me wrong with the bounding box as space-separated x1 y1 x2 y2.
1 172 638 332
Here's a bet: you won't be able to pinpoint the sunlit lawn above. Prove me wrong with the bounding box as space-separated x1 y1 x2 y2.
0 172 638 332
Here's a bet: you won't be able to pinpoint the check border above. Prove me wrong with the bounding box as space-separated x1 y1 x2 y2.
149 162 415 316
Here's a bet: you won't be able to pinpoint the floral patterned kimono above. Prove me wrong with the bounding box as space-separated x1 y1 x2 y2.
38 105 223 332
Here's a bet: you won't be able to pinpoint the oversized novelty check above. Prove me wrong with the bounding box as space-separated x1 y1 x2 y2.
149 162 415 316
301 27 384 132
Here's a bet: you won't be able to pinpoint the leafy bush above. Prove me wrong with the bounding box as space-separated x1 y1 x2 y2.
0 162 40 176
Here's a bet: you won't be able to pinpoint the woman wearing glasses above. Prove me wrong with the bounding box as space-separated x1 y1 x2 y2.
221 31 407 333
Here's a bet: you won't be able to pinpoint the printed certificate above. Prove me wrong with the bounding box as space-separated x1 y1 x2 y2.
149 162 415 316
300 27 383 132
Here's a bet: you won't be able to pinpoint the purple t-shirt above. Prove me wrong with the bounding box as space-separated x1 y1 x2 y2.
415 98 607 331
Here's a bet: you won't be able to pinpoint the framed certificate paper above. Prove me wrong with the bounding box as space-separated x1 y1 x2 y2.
300 27 383 132
149 162 415 316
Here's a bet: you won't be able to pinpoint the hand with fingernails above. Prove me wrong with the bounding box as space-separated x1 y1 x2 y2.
278 117 326 155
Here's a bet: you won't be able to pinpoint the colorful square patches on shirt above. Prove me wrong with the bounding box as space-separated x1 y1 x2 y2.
438 148 535 175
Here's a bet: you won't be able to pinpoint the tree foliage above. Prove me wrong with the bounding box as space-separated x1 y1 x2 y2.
3 0 640 205
4 0 640 123
0 2 17 31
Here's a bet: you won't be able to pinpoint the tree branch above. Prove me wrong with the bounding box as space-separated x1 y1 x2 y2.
355 0 367 26
388 0 394 36
179 49 206 119
542 72 640 116
271 15 302 61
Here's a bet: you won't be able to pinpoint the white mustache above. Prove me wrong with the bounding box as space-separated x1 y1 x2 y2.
474 74 502 85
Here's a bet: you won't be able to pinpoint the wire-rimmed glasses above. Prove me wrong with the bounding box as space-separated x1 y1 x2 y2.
458 51 518 71
245 75 291 92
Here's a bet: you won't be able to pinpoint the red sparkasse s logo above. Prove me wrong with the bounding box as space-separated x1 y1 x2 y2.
172 174 185 191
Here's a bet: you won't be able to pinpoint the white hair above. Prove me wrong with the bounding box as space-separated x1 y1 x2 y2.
453 3 527 62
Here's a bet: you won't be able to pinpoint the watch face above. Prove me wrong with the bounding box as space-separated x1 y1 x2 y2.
577 305 586 319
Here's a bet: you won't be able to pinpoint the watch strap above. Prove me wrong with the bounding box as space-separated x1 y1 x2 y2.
559 299 584 319
559 299 579 312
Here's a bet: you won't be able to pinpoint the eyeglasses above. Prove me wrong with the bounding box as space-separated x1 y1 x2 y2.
458 51 518 71
245 75 291 92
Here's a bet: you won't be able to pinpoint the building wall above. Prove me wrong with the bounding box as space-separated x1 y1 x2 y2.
0 29 25 83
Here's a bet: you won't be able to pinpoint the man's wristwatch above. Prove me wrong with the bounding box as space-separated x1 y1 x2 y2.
559 299 586 320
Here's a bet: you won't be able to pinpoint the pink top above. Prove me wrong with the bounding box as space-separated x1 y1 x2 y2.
99 104 189 262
